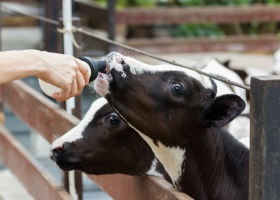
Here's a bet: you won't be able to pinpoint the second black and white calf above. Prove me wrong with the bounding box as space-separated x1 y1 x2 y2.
94 52 249 200
50 97 169 181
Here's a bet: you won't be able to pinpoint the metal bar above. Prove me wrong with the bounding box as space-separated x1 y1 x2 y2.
0 5 3 125
124 35 280 54
0 124 73 200
78 27 251 91
249 76 280 200
72 16 83 200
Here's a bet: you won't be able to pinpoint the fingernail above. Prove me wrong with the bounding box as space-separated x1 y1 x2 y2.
51 92 60 99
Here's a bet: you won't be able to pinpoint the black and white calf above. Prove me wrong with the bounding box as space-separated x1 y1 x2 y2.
94 52 249 200
50 97 170 181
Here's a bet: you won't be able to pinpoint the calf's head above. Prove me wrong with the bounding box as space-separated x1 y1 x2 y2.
94 52 245 146
50 98 167 178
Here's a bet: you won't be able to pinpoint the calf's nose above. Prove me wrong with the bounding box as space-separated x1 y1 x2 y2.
50 144 64 161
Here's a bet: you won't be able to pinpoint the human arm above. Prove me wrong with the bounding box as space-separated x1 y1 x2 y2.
0 50 89 101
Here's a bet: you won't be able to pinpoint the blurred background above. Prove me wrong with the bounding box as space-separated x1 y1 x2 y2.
0 0 279 200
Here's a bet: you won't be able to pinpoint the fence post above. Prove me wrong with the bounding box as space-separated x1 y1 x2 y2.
249 76 280 200
43 0 61 52
107 0 116 52
58 16 83 200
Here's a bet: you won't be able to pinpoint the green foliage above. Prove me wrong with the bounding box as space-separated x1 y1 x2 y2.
169 23 224 38
91 0 280 38
91 0 156 8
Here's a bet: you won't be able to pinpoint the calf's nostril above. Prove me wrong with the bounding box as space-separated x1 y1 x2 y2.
52 145 64 158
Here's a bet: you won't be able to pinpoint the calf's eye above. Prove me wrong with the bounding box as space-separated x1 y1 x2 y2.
107 114 121 126
171 83 186 96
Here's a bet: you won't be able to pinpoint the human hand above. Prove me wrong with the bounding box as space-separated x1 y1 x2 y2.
35 51 89 101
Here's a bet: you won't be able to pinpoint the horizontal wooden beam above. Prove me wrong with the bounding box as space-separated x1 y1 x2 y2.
74 1 280 25
89 174 193 200
0 81 192 200
116 5 280 25
1 16 38 27
0 124 73 200
124 35 280 53
0 81 80 142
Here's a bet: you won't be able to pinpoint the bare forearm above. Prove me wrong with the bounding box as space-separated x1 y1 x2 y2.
0 49 89 101
0 50 44 84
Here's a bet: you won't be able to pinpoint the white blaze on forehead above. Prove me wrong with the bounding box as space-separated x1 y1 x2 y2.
51 98 108 149
107 52 213 90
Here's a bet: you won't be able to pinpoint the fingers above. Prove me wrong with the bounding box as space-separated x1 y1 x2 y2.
75 68 85 96
37 52 90 101
57 80 77 102
76 59 90 85
53 67 85 101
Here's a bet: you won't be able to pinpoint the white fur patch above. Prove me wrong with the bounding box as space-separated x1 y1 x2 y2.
51 98 107 150
112 109 185 185
138 132 185 186
106 52 214 90
239 137 250 148
146 158 164 177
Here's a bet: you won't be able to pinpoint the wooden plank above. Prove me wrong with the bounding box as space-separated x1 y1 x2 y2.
74 1 280 25
249 76 280 200
124 35 280 53
0 124 73 200
0 81 80 142
2 0 38 2
0 81 192 200
116 5 280 25
1 16 38 27
89 174 193 200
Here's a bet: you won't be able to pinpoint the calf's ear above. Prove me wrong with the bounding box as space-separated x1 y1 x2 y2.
203 94 245 127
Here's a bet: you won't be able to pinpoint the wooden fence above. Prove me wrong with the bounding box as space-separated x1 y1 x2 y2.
0 80 192 200
0 1 280 199
75 1 280 54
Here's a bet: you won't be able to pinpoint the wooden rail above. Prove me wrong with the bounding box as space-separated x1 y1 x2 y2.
0 125 73 200
0 80 192 200
75 1 280 53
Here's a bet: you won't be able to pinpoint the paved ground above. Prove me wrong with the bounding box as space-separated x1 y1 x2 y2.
0 169 34 200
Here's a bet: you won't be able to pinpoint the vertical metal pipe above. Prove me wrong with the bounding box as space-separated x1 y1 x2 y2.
0 2 2 50
72 17 83 200
249 76 280 200
0 3 4 125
